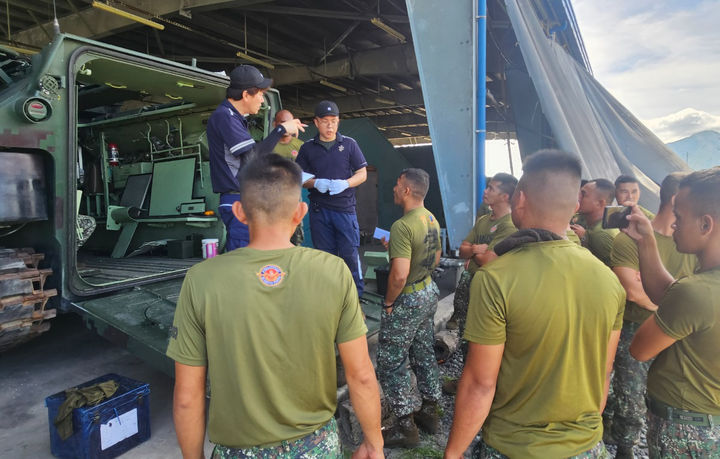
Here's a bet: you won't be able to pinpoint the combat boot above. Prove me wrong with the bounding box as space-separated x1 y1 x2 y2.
382 414 420 448
615 445 635 459
414 399 441 434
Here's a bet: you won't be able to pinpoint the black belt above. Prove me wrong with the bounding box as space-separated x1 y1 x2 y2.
646 396 720 427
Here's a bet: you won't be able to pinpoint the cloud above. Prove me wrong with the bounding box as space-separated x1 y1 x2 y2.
643 108 720 142
572 0 720 120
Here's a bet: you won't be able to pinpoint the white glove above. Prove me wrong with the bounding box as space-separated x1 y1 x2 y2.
314 178 331 193
329 179 350 195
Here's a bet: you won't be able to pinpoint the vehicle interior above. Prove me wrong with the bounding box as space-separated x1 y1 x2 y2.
70 52 275 292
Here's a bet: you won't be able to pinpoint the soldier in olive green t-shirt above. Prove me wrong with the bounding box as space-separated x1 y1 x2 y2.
608 232 696 451
629 168 720 458
378 168 443 448
272 110 305 245
167 155 383 457
574 179 619 266
272 136 304 161
445 150 624 459
605 172 697 454
447 174 518 339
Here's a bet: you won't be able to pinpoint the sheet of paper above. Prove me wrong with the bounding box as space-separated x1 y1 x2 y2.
100 408 139 450
373 227 390 241
301 172 315 184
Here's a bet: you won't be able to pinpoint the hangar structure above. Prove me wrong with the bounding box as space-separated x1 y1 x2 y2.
5 0 686 246
8 0 592 147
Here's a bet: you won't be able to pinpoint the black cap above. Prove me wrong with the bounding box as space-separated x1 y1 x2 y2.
314 100 339 118
229 65 272 90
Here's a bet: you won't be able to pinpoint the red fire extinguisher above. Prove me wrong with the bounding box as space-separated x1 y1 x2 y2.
108 143 120 166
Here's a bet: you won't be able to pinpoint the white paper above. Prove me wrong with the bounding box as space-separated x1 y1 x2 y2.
373 227 390 241
100 408 138 450
301 172 315 184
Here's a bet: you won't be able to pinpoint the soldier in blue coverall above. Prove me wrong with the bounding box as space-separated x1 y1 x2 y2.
296 100 367 296
207 65 303 251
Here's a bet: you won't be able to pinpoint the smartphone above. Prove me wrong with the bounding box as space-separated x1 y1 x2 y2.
603 206 632 229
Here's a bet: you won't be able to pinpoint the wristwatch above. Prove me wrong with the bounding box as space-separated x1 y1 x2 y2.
383 302 394 310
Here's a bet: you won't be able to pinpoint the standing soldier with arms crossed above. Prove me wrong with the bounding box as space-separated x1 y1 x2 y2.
628 167 720 458
379 168 443 448
443 173 517 395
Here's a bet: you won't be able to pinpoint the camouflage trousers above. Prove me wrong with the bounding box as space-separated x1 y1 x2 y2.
608 320 652 447
378 281 442 418
647 410 720 458
453 270 473 340
290 224 304 246
211 418 341 458
474 439 610 458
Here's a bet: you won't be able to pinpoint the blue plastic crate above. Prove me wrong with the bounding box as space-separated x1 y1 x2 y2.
45 373 151 459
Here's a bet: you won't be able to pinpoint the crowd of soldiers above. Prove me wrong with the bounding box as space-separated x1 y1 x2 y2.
441 159 719 459
165 64 719 459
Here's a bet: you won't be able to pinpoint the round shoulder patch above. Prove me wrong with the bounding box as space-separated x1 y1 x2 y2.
257 264 286 287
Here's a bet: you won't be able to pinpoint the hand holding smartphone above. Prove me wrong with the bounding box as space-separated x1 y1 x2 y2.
602 206 632 229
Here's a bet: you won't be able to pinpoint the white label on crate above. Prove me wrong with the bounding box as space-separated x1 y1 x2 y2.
100 408 139 450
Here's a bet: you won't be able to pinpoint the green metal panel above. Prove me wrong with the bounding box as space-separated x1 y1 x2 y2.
73 278 184 377
149 158 197 216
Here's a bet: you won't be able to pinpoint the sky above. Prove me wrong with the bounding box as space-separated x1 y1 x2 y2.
572 0 720 143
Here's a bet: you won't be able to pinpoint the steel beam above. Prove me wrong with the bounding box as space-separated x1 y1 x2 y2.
14 0 272 48
282 89 424 115
270 43 417 86
406 0 476 248
239 5 409 23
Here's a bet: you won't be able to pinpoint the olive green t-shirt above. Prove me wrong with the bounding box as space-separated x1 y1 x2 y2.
648 267 720 414
639 205 656 220
166 246 367 448
272 137 304 161
388 207 441 285
611 232 697 323
465 240 625 458
566 228 581 245
464 213 517 274
586 220 619 266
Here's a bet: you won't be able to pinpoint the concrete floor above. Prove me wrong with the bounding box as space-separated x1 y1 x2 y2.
0 313 213 458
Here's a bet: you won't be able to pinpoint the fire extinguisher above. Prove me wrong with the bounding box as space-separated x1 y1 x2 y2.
108 143 120 166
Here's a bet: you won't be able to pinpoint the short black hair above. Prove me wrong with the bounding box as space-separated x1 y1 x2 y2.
491 172 518 199
518 149 582 222
590 178 615 204
238 154 302 222
615 175 639 187
659 172 687 209
679 167 720 218
399 168 430 199
523 149 582 178
226 86 264 101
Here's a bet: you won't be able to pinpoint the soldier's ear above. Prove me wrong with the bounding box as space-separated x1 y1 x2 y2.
292 202 308 226
232 201 249 224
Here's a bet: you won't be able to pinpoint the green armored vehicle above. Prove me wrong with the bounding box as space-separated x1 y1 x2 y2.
0 34 281 372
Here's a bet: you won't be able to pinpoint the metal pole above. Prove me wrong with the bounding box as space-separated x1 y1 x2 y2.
476 0 487 211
